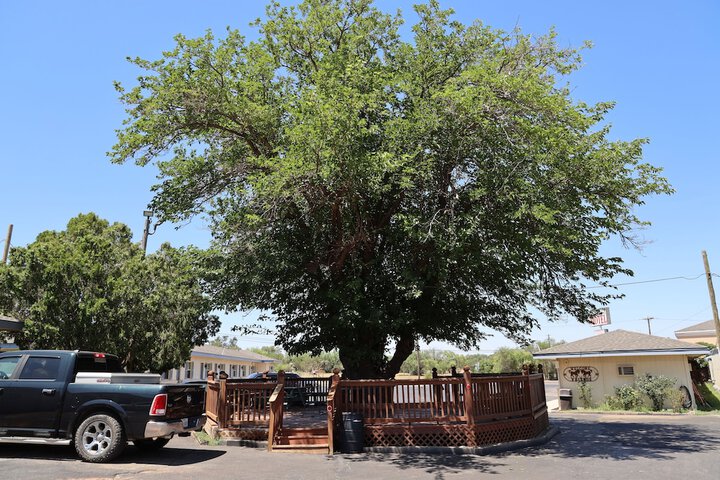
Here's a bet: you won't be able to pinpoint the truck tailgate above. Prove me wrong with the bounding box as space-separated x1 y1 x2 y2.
163 385 205 419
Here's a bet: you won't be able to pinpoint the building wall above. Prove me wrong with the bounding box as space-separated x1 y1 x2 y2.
164 353 274 381
709 353 720 386
675 334 717 346
556 355 695 409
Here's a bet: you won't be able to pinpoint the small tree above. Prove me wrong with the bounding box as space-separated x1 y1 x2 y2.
635 373 676 411
492 348 533 373
578 379 593 408
0 213 220 372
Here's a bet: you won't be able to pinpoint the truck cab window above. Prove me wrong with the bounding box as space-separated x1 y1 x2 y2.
19 357 61 380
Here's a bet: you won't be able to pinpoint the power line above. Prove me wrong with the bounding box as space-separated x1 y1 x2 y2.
588 273 707 289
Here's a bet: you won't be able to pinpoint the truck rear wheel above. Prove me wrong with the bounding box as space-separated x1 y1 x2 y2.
133 437 171 450
74 414 126 463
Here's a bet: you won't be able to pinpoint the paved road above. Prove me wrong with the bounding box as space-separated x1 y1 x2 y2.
1 413 719 479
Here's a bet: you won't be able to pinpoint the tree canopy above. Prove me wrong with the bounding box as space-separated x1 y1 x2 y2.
0 213 219 372
110 0 671 378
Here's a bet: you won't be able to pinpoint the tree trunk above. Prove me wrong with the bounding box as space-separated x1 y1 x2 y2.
338 333 416 379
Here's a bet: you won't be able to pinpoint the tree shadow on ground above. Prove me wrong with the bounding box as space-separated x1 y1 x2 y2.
0 443 226 465
511 416 719 462
336 415 720 478
336 452 506 479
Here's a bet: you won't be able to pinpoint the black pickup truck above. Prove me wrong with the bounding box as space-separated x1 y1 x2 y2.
0 350 205 462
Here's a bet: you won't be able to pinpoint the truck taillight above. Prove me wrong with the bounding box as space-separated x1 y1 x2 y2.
149 394 167 416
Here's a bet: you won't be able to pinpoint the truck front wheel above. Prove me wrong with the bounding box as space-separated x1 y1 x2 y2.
74 414 127 463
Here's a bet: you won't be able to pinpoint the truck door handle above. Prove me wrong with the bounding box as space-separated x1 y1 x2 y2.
42 389 56 396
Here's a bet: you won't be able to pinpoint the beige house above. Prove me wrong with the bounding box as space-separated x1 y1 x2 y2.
165 345 278 382
674 320 718 346
534 330 709 409
0 314 23 352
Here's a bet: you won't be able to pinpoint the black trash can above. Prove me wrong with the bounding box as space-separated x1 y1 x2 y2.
559 388 573 410
338 412 364 453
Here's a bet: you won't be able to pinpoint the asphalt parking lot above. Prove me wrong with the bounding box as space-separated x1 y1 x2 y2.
1 412 719 480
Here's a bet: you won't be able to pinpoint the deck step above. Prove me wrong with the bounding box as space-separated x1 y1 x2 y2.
271 443 329 454
274 427 329 449
277 435 329 445
282 427 327 435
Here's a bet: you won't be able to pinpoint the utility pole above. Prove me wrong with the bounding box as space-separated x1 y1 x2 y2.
2 224 13 264
140 210 156 255
701 250 720 348
643 316 654 335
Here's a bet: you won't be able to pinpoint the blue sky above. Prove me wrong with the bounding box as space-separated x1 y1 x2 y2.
1 1 718 353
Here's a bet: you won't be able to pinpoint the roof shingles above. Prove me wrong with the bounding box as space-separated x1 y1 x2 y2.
535 329 709 357
192 345 277 363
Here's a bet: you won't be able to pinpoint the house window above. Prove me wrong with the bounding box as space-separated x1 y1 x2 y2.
230 365 238 378
617 365 635 376
185 362 194 379
241 365 247 377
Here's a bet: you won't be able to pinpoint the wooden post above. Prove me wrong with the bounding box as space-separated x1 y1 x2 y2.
522 364 529 375
462 366 476 447
218 375 227 429
277 370 286 386
523 372 533 415
462 366 474 425
331 367 341 411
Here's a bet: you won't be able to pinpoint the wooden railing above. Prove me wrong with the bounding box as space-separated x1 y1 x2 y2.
225 381 277 426
326 369 342 454
205 372 277 428
528 373 547 418
286 376 333 405
205 376 223 425
338 378 467 424
267 381 285 451
336 368 546 427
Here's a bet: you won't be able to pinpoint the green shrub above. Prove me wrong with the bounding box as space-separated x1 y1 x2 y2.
606 384 644 410
667 388 687 413
635 374 677 411
578 379 593 408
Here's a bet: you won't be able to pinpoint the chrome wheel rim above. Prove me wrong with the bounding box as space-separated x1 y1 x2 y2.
81 420 113 456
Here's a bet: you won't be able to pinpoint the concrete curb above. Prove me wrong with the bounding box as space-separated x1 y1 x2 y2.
198 426 562 455
362 425 560 455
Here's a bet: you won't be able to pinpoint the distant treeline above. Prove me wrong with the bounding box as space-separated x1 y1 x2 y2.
210 336 563 379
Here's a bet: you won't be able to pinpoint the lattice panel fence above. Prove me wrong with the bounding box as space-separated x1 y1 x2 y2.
366 418 540 448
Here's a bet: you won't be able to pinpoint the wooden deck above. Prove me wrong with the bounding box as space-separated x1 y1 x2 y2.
204 367 549 453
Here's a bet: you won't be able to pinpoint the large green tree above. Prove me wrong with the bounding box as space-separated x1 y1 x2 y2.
0 213 219 372
110 0 671 378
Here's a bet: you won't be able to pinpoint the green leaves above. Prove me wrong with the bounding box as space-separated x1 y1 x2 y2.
0 213 219 372
110 0 671 378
